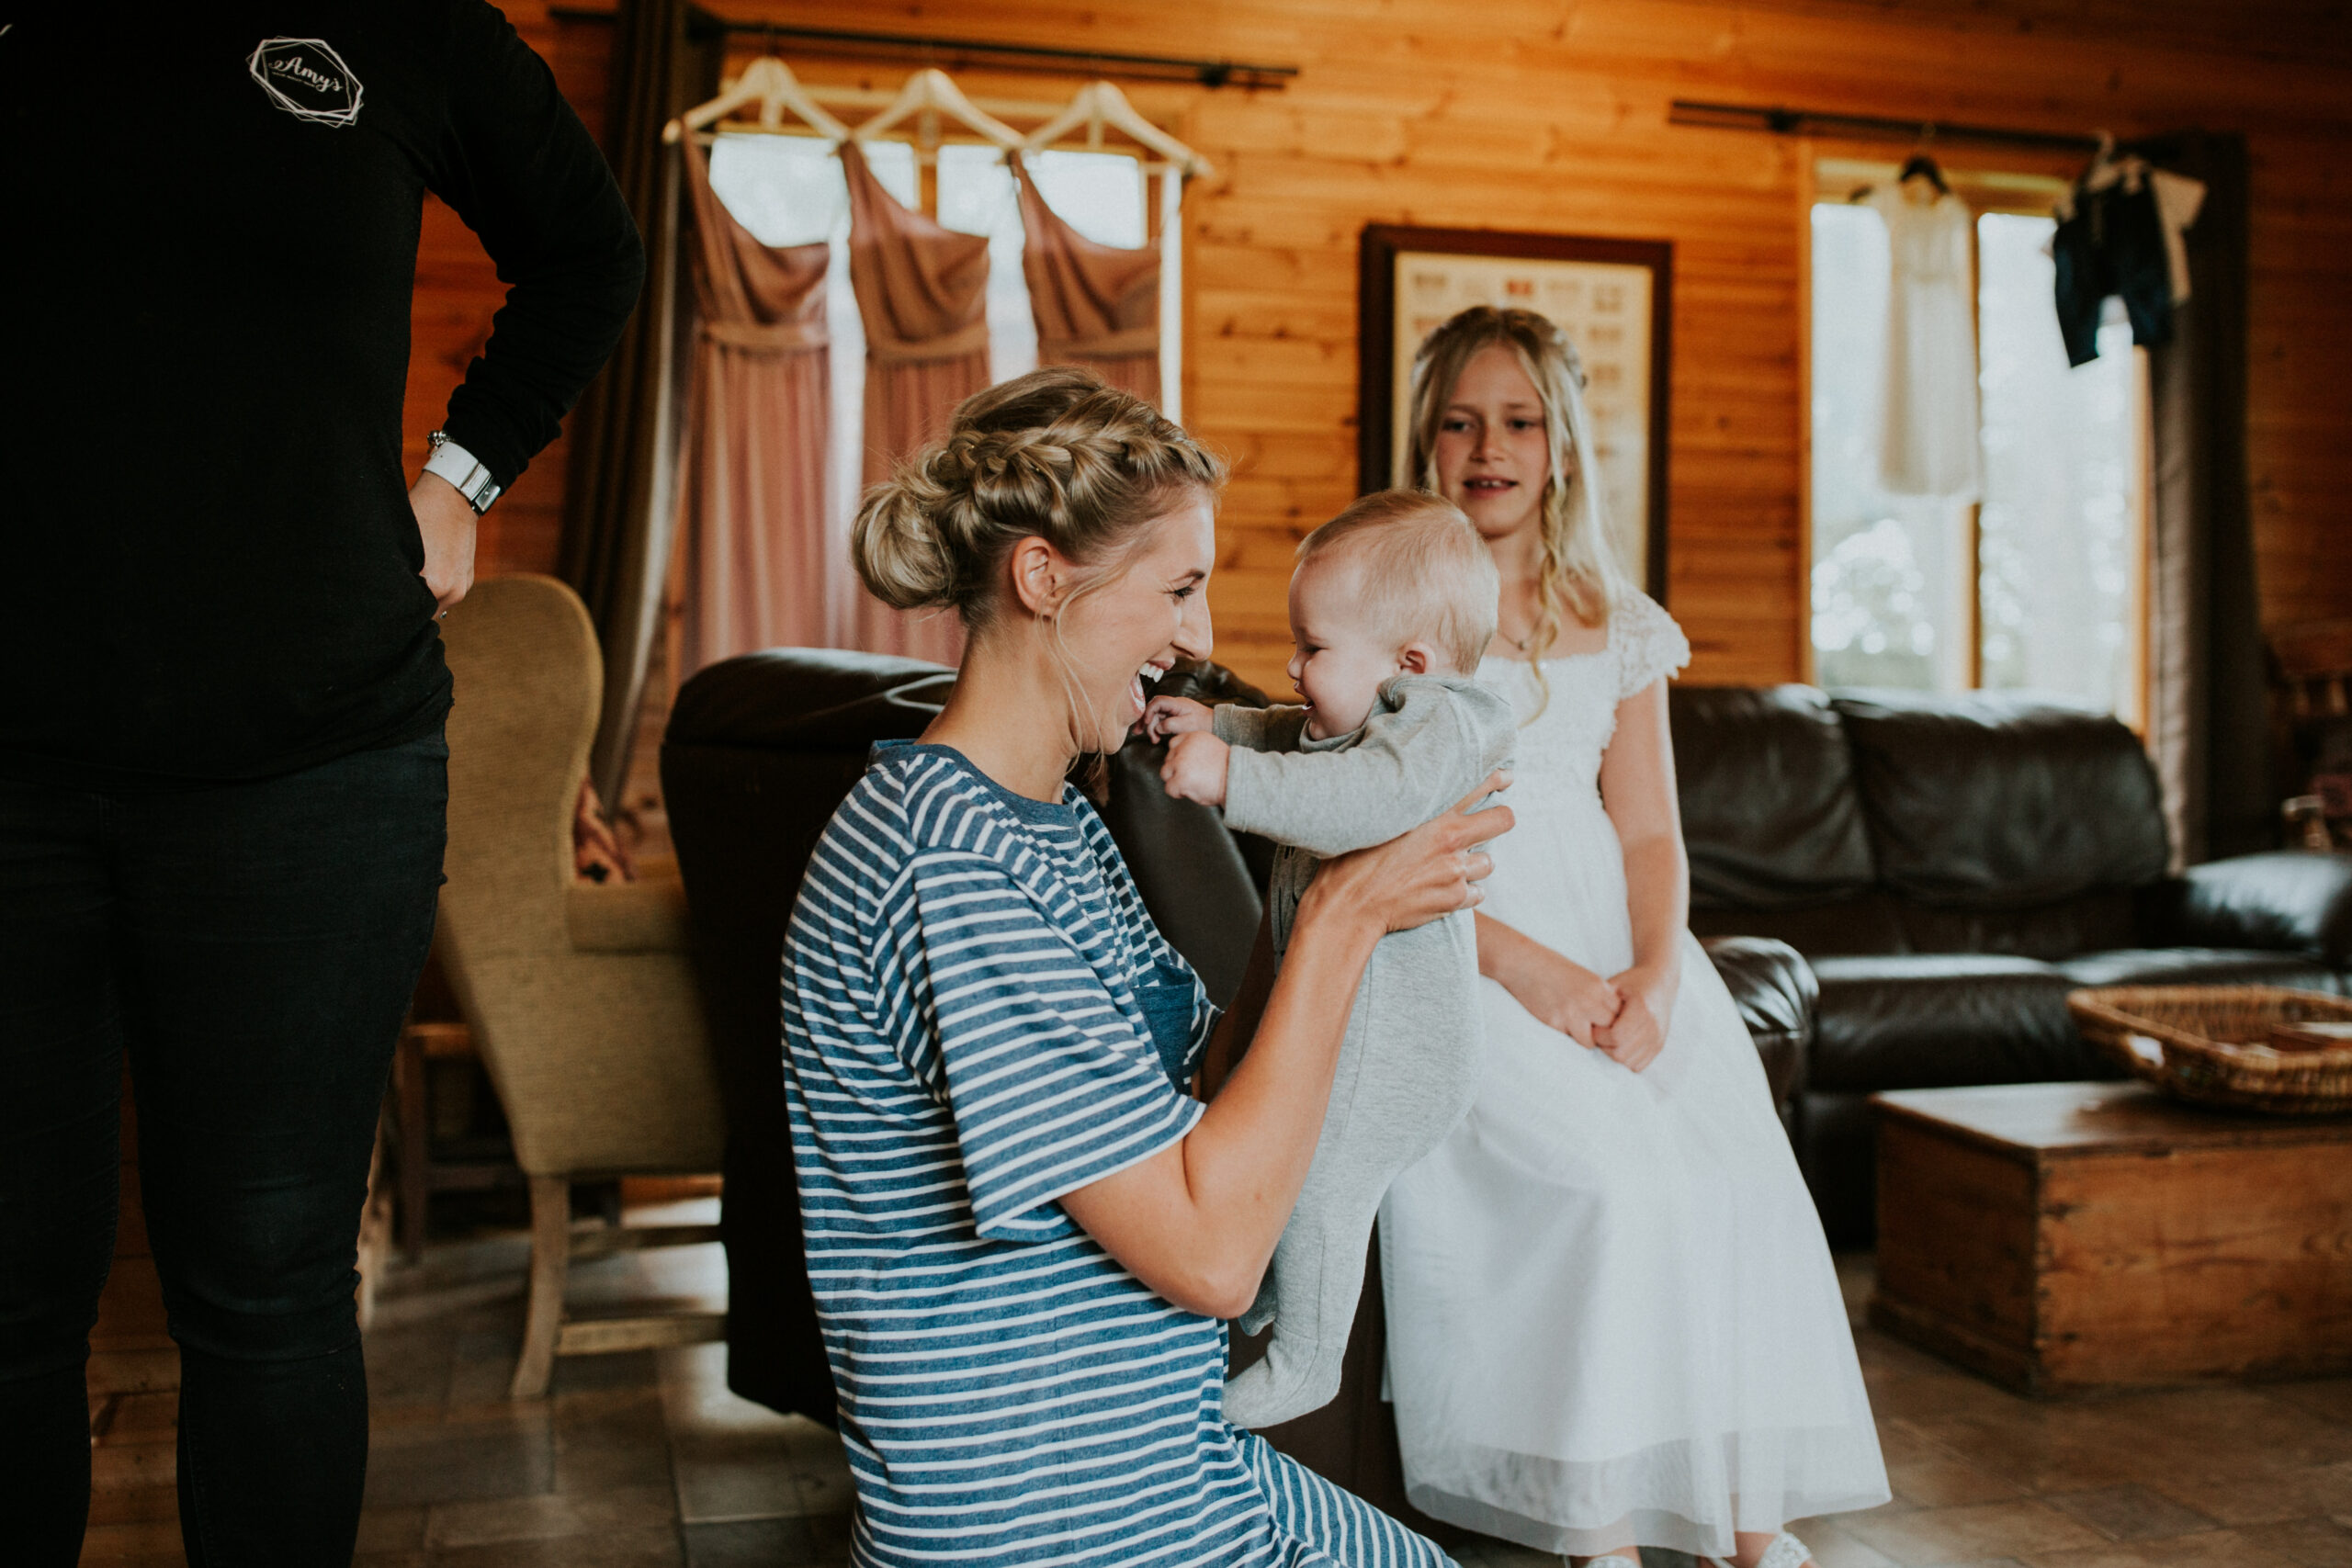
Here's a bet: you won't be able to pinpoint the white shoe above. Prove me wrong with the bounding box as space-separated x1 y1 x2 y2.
1702 1535 1812 1568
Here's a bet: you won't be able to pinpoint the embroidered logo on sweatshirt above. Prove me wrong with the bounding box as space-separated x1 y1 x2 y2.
247 38 364 127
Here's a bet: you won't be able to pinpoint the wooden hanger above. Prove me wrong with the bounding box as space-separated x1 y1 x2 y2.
1019 81 1214 181
662 56 848 145
1894 123 1950 195
1897 152 1950 194
852 67 1023 151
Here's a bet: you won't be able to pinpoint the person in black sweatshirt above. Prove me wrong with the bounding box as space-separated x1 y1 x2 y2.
0 7 644 1562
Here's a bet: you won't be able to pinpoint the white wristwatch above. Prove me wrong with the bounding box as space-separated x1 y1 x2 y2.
423 431 503 515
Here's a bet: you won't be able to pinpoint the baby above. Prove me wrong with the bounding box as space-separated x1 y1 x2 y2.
1145 490 1515 1430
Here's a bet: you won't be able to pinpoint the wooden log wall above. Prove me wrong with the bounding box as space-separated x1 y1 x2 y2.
402 6 615 580
426 1 2352 696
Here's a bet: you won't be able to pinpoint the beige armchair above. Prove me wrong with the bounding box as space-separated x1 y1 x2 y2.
435 574 728 1398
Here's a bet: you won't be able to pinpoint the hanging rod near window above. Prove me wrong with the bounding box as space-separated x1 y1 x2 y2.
548 7 1296 90
1669 99 2101 154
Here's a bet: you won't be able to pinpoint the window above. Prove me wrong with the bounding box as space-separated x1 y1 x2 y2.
1808 169 2146 722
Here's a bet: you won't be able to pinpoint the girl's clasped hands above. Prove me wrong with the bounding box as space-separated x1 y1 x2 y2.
1488 942 1673 1073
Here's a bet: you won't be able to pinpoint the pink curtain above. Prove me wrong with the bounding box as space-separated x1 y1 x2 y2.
1012 152 1160 403
673 133 832 675
841 141 987 665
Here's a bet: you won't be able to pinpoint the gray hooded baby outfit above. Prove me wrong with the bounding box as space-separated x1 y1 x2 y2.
1214 673 1517 1429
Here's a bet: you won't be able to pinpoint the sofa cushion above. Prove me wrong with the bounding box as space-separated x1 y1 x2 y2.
1671 686 1877 910
1896 890 2143 962
1808 953 2108 1091
1831 691 2168 909
2055 947 2346 992
1688 895 1907 957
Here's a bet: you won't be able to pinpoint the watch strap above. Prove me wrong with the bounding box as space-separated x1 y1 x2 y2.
423 432 503 515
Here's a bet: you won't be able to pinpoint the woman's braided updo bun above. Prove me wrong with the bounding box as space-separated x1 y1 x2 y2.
853 367 1226 626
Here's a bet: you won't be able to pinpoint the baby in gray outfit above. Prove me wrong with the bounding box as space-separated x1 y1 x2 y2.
1146 491 1515 1430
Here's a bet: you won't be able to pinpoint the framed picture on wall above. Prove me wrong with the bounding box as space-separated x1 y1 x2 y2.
1359 225 1673 599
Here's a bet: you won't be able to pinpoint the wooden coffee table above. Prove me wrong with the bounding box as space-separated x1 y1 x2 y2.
1870 1080 2352 1394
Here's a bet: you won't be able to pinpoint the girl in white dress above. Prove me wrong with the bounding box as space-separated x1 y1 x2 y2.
1376 307 1889 1568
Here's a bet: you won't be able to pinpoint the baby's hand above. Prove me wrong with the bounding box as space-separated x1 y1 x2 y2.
1160 731 1230 807
1141 694 1214 743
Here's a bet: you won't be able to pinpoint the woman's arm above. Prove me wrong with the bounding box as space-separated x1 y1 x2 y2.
1061 776 1511 1318
1591 677 1690 1071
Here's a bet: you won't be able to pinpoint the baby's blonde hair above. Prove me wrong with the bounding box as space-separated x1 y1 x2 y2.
1296 491 1499 672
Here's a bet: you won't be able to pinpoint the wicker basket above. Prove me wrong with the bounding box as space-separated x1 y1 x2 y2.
2067 986 2352 1114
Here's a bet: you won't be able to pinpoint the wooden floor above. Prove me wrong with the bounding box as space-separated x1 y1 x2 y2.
77 1205 2352 1568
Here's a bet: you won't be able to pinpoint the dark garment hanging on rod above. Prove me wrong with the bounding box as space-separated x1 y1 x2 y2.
2052 175 2174 367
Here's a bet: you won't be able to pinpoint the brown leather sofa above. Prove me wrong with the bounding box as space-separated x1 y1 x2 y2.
1671 685 2352 1244
659 649 1818 1453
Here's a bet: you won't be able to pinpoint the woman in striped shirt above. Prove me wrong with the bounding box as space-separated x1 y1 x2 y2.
782 367 1510 1567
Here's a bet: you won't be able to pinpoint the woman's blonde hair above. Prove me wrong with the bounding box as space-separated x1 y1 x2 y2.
853 367 1227 628
1401 306 1628 671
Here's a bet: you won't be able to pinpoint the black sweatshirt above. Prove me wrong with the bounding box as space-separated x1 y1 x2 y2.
0 3 643 785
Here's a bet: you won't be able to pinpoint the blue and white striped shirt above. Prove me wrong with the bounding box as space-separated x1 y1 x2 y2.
781 743 1451 1568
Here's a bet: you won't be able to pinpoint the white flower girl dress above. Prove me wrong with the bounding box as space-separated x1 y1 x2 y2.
1378 593 1889 1561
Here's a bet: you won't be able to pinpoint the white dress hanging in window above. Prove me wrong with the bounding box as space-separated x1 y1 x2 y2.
1869 179 1981 502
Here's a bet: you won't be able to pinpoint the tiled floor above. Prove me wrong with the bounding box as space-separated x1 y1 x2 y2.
79 1206 2352 1568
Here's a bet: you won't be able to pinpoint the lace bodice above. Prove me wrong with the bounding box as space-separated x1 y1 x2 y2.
1476 592 1690 795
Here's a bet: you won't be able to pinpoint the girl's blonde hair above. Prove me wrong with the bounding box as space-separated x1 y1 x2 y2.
1400 306 1628 674
854 367 1227 629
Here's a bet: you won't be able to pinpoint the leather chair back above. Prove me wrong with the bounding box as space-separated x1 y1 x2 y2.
661 650 948 1422
661 649 1264 1420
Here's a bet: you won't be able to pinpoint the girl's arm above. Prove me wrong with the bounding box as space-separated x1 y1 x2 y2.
1591 677 1690 1070
1475 677 1689 1067
1061 776 1511 1318
1476 912 1623 1048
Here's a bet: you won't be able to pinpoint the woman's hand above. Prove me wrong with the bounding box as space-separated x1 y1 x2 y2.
413 472 478 614
1593 962 1677 1072
1140 694 1214 742
1309 771 1512 935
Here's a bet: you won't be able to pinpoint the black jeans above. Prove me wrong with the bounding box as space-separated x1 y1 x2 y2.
0 732 447 1567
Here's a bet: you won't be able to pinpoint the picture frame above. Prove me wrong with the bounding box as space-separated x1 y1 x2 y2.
1358 225 1673 600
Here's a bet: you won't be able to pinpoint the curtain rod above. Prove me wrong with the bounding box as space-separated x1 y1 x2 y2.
548 7 1295 89
1669 98 2101 154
